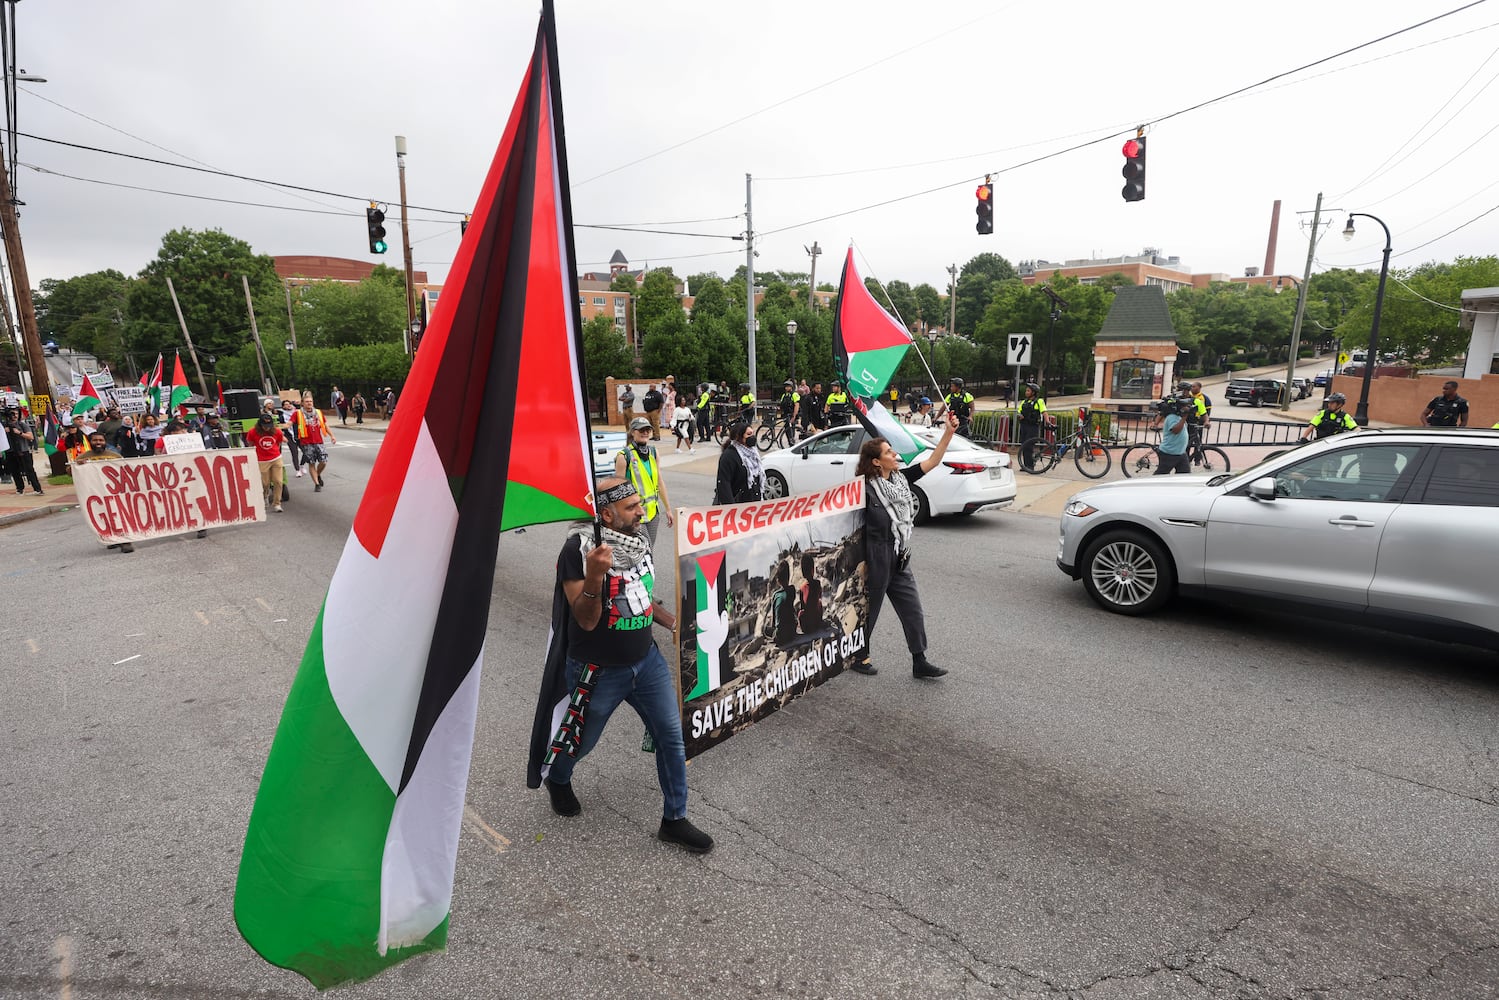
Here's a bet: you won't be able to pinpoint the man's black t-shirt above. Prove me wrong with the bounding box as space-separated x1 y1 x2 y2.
559 534 655 666
1425 394 1468 427
642 390 663 413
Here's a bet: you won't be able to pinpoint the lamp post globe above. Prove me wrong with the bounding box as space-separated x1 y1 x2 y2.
785 320 797 381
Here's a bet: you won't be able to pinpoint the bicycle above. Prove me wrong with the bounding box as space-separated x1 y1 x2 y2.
1120 427 1231 478
1020 417 1112 479
756 412 799 451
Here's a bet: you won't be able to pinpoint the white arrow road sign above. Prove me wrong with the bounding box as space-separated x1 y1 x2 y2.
1007 334 1032 367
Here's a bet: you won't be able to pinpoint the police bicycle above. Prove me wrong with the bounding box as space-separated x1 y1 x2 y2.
756 410 800 451
1020 407 1112 479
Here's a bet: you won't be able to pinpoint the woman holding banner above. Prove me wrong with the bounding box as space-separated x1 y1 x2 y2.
850 411 960 680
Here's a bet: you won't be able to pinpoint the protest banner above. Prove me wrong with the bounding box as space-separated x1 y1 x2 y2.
1 390 20 409
675 480 869 759
162 433 205 454
72 448 265 544
29 394 50 416
113 385 148 415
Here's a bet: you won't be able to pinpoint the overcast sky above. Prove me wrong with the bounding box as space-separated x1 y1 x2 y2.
13 1 1499 299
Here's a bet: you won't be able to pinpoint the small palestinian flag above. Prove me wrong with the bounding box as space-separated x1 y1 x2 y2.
832 246 913 400
167 352 192 415
141 353 163 414
71 373 104 417
235 1 596 988
852 396 927 463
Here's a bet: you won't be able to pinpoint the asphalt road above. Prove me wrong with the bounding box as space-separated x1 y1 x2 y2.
2 433 1496 999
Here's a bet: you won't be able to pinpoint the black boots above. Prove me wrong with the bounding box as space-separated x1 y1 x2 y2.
913 654 948 679
658 817 714 854
849 655 877 676
544 777 581 816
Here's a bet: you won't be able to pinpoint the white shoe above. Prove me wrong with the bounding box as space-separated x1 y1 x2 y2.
273 505 283 512
296 469 305 477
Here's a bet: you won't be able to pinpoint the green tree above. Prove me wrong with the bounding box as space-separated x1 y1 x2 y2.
609 272 638 296
913 283 943 331
581 313 635 412
641 310 706 386
687 274 731 322
1370 256 1499 362
34 270 131 368
125 228 286 366
634 270 684 338
293 277 407 348
954 252 1019 334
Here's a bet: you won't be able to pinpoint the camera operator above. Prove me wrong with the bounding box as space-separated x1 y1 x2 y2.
1148 385 1192 475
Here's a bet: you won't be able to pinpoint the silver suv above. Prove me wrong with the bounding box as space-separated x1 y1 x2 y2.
1056 428 1499 650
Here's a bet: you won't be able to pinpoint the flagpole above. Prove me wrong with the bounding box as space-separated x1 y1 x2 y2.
165 276 214 403
541 0 604 538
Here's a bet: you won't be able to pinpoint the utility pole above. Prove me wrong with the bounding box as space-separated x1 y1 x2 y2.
283 281 298 349
396 136 418 355
946 263 958 337
804 241 821 311
745 173 757 396
165 275 213 402
0 135 47 400
241 275 272 394
1282 192 1326 411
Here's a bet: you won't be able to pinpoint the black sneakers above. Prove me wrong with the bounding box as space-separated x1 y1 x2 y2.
658 817 714 854
913 654 948 680
849 656 877 676
544 777 580 817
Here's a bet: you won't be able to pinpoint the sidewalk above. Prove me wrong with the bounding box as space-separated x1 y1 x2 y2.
0 480 78 528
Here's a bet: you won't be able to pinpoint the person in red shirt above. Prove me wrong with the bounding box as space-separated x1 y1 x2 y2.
246 413 286 512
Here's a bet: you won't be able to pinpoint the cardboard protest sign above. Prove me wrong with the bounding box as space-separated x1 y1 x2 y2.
162 433 206 454
675 480 869 759
72 448 265 544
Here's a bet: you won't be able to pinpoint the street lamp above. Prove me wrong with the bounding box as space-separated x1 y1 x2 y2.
284 340 296 381
1342 214 1392 426
785 319 797 382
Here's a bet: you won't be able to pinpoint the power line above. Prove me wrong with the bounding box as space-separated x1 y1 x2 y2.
1359 118 1499 209
761 0 1494 239
573 3 1021 187
1318 198 1499 267
1388 274 1472 313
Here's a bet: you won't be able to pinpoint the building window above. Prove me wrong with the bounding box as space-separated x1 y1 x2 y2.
578 295 585 306
593 296 606 307
615 317 625 329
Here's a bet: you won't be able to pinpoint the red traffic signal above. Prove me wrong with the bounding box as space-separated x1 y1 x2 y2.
1121 136 1146 202
975 179 994 235
975 184 992 201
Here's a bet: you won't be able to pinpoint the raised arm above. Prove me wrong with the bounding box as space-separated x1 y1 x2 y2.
917 412 960 474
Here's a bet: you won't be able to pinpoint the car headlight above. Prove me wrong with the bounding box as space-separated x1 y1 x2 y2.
1063 499 1098 518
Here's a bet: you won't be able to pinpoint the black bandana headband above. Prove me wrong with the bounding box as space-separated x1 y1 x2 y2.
596 481 638 506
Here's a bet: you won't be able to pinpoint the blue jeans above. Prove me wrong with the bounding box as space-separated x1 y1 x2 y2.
546 645 689 820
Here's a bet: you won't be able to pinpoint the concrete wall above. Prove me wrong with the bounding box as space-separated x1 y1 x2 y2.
1330 372 1499 427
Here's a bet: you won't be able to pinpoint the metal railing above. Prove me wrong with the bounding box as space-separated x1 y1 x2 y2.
968 407 1305 450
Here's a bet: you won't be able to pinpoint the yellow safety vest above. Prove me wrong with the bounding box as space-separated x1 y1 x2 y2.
618 445 661 522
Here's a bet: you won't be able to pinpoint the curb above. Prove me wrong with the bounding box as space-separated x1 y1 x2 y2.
0 504 71 529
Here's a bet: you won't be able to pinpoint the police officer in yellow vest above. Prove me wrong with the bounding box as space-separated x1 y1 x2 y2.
615 417 675 548
826 380 851 426
1300 392 1358 441
943 377 975 437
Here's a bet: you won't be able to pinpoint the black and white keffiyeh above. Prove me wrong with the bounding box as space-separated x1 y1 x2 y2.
734 441 767 497
868 471 915 556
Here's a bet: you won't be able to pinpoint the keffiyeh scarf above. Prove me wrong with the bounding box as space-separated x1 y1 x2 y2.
734 441 768 497
868 471 915 557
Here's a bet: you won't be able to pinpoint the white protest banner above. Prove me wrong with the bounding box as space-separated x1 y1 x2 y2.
162 433 206 454
113 385 148 415
675 480 869 759
72 448 265 544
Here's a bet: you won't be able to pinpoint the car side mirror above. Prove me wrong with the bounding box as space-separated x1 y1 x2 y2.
1248 477 1277 501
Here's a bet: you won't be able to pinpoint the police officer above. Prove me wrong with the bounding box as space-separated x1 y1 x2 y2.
1015 382 1046 470
777 378 800 435
694 382 714 442
1301 392 1358 441
825 380 851 426
943 377 974 437
737 382 756 424
614 417 674 548
1421 380 1469 427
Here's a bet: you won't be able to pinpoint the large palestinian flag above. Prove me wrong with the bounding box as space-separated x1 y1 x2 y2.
166 352 192 415
235 3 595 988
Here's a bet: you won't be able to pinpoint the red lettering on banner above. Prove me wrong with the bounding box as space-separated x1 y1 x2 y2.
721 508 740 538
686 511 706 546
85 496 115 539
752 504 772 530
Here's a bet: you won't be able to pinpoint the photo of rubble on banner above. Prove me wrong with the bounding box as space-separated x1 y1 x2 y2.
675 481 870 759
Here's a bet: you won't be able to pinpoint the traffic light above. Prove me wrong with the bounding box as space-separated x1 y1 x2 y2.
1121 136 1146 202
975 176 994 235
366 203 388 254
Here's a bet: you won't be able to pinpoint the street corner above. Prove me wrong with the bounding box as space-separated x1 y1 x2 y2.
1009 476 1080 518
0 487 77 528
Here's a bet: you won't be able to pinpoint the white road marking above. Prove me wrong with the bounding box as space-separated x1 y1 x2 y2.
462 805 510 854
112 654 141 666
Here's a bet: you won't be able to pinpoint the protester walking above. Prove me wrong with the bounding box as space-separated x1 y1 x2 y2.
672 390 695 452
530 476 712 854
291 397 335 492
247 412 286 513
352 392 366 424
849 412 960 679
712 420 766 505
280 398 305 476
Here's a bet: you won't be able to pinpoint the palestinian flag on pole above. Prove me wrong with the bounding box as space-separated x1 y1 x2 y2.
71 373 104 417
166 352 191 415
141 353 163 415
41 399 59 455
235 2 596 989
832 246 913 400
831 247 926 460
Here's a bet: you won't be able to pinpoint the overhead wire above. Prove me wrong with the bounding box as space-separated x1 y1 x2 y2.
759 0 1495 239
1357 119 1499 209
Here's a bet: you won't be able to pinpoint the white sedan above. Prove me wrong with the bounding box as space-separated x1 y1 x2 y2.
760 424 1016 522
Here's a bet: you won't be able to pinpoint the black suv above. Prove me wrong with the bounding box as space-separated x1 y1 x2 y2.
1225 378 1285 407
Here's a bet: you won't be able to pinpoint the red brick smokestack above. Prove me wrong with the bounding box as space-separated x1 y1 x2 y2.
1264 200 1281 277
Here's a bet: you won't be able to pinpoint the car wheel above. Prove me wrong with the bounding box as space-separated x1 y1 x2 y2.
1080 529 1175 615
913 486 931 525
1228 400 1240 406
763 469 788 500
